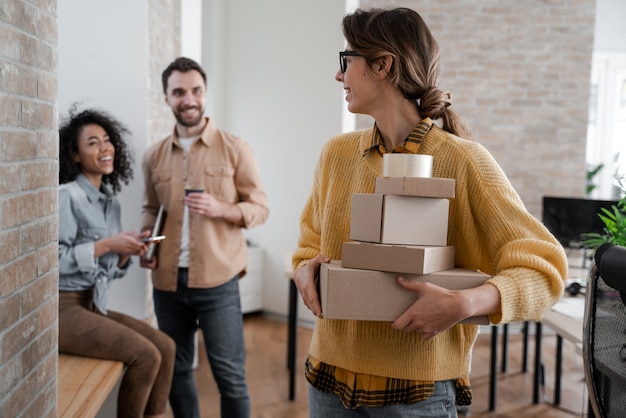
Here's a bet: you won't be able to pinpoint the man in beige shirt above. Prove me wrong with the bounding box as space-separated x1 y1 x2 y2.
141 57 269 418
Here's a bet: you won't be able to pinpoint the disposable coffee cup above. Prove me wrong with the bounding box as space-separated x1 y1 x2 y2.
185 187 204 196
383 154 433 177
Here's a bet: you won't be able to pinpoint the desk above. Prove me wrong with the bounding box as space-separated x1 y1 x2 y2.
284 253 298 401
533 297 585 408
488 322 531 411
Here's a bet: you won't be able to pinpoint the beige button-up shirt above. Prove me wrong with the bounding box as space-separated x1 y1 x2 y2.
141 118 269 291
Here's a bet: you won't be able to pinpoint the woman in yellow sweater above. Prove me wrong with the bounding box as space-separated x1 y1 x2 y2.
293 7 568 417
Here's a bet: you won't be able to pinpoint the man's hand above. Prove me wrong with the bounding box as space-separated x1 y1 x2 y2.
140 255 158 270
185 192 243 225
186 192 226 218
293 254 330 318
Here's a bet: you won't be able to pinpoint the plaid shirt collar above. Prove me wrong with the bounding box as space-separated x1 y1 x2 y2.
362 118 434 156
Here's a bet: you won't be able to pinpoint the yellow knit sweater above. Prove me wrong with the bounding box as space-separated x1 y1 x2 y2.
294 122 567 381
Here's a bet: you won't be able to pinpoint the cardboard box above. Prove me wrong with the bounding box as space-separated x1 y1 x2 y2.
341 242 455 274
350 194 449 245
319 262 490 324
375 176 455 198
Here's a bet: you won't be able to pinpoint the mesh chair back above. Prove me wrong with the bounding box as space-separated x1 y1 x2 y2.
583 263 626 418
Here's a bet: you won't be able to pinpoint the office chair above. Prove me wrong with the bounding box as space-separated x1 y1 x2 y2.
583 243 626 418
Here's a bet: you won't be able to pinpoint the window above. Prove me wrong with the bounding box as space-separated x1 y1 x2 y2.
586 52 626 199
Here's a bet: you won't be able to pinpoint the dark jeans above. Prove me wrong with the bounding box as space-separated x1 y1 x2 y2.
58 290 176 418
153 271 250 418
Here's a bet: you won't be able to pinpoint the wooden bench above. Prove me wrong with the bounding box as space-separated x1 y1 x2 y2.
58 353 124 418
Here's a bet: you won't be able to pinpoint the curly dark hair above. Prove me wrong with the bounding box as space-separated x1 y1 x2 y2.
59 107 134 194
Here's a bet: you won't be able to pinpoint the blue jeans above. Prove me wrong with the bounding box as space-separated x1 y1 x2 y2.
153 271 250 418
308 380 458 418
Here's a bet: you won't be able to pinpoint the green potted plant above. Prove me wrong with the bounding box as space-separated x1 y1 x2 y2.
586 163 604 196
581 180 626 249
567 184 626 296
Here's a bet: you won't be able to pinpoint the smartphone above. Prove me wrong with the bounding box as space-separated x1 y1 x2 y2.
142 235 166 243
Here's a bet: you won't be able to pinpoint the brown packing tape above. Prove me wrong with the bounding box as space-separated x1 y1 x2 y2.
382 154 433 177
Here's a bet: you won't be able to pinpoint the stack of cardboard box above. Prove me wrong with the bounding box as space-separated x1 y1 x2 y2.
319 176 491 324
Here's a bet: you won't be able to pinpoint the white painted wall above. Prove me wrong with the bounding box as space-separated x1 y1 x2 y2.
58 0 150 318
201 0 347 323
594 0 626 52
181 0 203 62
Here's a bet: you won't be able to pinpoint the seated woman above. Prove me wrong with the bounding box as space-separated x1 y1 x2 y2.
58 108 175 418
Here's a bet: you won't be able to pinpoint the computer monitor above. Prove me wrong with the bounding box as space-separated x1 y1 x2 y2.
542 196 620 248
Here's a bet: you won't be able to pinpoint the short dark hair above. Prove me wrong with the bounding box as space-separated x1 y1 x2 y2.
59 107 134 194
161 57 207 93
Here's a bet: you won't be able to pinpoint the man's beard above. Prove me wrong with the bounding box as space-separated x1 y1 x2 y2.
173 106 204 127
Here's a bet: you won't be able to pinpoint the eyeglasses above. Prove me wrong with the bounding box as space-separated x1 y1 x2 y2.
339 51 361 73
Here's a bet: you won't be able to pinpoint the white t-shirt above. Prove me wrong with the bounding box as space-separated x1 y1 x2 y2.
177 136 195 267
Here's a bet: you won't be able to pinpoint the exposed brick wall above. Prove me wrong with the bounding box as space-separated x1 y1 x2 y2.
148 0 181 146
359 0 595 218
0 0 59 416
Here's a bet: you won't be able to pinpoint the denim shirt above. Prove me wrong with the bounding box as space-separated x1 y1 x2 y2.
58 174 130 314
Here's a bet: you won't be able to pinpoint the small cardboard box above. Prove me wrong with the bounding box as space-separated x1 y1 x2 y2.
375 176 455 198
319 262 490 324
341 242 455 274
350 194 449 246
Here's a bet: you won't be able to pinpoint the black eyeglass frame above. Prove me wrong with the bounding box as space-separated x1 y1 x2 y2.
339 51 362 73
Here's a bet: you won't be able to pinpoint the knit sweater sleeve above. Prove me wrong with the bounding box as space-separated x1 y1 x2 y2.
435 137 567 324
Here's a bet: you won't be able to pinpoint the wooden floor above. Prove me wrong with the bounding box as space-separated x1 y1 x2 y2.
166 313 590 418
